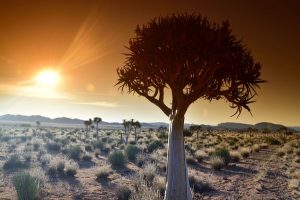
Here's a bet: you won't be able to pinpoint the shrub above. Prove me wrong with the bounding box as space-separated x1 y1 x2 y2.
125 145 140 161
3 155 26 170
147 140 164 153
82 154 92 161
136 152 148 167
85 145 93 152
65 161 78 177
108 151 126 167
252 144 260 152
67 145 81 160
116 186 131 200
194 150 206 163
57 161 65 173
93 141 105 150
46 142 61 152
212 148 231 165
96 165 112 180
189 173 213 193
230 151 242 162
33 143 40 151
210 156 225 170
265 137 280 145
142 163 157 183
12 172 40 200
240 147 251 158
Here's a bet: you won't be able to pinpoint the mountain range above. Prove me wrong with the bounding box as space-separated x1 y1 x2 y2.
0 114 299 132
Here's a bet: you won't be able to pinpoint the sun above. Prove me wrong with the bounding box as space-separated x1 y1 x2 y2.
35 69 61 87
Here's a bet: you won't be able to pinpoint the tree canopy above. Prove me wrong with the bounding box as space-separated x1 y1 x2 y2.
117 13 264 118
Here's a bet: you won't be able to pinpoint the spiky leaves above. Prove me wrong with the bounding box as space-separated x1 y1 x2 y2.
117 13 264 118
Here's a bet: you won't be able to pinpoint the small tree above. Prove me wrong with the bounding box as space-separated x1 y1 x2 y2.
36 121 40 130
131 120 141 143
117 14 264 200
83 119 92 139
94 117 102 140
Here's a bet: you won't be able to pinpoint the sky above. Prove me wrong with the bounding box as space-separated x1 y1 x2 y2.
0 0 299 126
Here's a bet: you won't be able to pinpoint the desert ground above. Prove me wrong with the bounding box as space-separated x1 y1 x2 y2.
0 125 299 200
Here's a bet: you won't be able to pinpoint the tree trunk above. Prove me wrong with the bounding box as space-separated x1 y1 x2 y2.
134 128 137 143
164 115 192 200
196 130 199 140
96 123 99 140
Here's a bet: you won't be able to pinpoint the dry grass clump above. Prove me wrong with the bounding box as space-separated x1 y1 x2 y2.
210 156 225 170
252 144 260 152
186 154 197 165
65 160 79 177
116 186 132 200
205 147 215 156
130 173 162 200
142 163 157 183
96 164 112 180
288 179 299 190
189 171 213 193
276 148 285 157
240 147 251 158
290 170 300 179
230 151 242 162
194 150 206 163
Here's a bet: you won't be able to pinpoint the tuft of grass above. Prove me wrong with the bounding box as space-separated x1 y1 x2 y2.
12 172 40 200
230 151 242 162
116 186 131 200
194 150 206 163
212 148 231 165
142 163 157 184
66 145 81 160
252 144 260 152
3 154 26 170
288 179 299 190
210 156 225 170
96 165 112 180
240 147 251 158
189 172 213 193
108 151 126 167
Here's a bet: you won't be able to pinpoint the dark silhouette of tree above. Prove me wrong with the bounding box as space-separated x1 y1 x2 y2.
189 125 202 139
36 121 40 130
122 119 130 143
84 119 92 138
94 117 102 140
131 120 141 143
116 13 264 200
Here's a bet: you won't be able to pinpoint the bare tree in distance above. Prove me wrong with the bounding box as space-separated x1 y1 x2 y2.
84 119 92 139
116 13 264 200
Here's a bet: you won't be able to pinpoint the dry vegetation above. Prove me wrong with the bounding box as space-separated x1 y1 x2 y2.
0 126 299 199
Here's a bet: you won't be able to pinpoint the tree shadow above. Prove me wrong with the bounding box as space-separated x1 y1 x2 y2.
77 160 96 168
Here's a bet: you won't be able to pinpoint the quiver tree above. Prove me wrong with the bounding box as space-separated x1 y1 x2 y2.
131 120 141 143
189 125 202 139
93 117 102 140
116 13 264 200
84 119 92 139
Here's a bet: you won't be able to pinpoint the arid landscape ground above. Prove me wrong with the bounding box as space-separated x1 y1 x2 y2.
0 125 299 200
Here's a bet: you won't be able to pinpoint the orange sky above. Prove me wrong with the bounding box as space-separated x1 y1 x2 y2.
0 0 299 125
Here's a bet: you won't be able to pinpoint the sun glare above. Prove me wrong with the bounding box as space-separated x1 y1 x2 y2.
35 70 60 87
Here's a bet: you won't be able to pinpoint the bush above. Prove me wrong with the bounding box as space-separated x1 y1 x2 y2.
96 165 112 180
136 152 148 167
46 142 61 152
12 172 40 200
93 141 105 150
3 155 26 170
195 150 206 162
265 137 281 145
82 154 92 161
189 173 213 193
240 147 251 158
142 163 157 183
147 140 164 153
67 145 81 160
212 148 231 165
230 151 242 162
116 186 131 200
125 145 140 161
186 155 197 165
210 156 225 170
33 143 40 151
108 151 126 167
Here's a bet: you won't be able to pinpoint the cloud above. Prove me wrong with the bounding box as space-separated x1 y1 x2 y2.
74 101 119 108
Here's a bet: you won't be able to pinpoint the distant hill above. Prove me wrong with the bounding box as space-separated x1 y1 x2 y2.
0 114 298 132
217 122 296 132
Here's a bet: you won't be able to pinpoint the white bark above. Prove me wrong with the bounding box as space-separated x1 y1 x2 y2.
164 115 192 200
